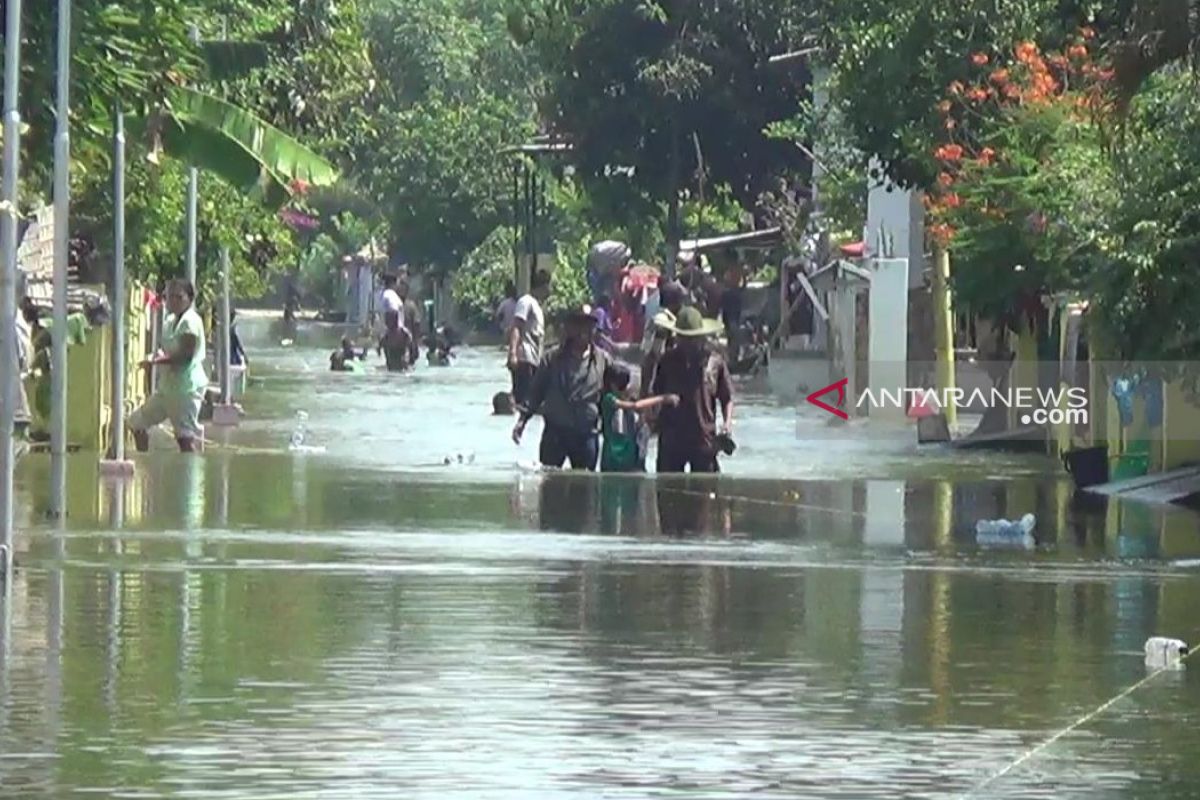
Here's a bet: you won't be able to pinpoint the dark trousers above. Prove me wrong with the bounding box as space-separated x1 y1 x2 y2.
540 425 599 471
512 362 537 409
656 436 719 474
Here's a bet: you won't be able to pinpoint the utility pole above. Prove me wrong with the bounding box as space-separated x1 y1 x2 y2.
185 23 200 287
49 0 72 517
0 0 23 575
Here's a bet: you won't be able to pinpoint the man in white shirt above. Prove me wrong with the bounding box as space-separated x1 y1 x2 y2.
377 273 404 330
377 273 411 371
507 270 551 411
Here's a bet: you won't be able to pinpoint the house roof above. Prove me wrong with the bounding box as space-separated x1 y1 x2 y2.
678 227 783 253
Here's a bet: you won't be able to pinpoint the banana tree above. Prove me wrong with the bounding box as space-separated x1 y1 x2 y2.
141 86 338 207
131 35 338 209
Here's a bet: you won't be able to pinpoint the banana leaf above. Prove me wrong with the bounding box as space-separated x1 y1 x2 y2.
156 113 291 206
127 88 338 208
201 40 270 81
167 87 338 188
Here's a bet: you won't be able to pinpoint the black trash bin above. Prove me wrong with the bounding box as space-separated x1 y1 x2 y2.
1063 445 1109 489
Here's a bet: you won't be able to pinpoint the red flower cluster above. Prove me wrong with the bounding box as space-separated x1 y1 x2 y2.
926 34 1112 247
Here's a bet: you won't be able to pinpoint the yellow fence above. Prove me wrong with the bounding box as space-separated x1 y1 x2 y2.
23 282 153 454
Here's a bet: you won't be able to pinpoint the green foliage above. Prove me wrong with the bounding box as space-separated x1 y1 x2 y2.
8 0 370 308
521 0 812 239
296 212 382 309
945 102 1109 327
1086 68 1200 360
814 0 1067 189
15 1 201 193
201 41 270 81
453 226 517 326
359 0 537 270
546 237 591 319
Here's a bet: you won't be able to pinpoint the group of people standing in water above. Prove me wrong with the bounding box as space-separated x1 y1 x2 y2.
331 272 458 373
499 269 735 474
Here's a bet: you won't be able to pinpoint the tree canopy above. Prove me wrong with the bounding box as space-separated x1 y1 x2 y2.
518 0 812 244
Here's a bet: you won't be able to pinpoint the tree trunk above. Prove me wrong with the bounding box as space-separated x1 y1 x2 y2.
665 118 681 280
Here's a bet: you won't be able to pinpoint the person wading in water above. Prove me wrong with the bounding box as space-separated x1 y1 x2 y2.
129 279 209 453
512 307 612 471
377 273 411 372
507 271 551 411
651 306 735 473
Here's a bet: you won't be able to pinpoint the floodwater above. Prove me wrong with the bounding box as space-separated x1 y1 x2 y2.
4 316 1200 798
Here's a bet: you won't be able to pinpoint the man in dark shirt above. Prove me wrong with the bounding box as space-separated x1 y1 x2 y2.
652 307 734 473
513 308 612 471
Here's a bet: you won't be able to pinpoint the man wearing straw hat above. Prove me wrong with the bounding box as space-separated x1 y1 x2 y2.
651 306 735 473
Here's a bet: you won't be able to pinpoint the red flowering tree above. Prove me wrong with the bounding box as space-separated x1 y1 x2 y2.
923 31 1116 328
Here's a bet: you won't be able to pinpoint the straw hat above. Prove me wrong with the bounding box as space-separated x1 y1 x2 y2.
662 306 724 337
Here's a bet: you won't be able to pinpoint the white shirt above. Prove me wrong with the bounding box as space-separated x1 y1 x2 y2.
379 288 406 330
512 294 544 366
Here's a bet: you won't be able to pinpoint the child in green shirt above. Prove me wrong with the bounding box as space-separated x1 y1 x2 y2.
600 364 679 472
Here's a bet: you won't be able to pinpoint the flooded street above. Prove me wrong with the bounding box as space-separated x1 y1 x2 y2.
4 318 1200 798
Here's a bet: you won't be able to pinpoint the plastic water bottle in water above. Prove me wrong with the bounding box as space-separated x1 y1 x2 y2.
289 410 309 450
975 513 1036 549
1145 637 1188 669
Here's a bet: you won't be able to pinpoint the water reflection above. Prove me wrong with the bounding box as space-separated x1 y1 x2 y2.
11 448 1199 565
5 533 1200 796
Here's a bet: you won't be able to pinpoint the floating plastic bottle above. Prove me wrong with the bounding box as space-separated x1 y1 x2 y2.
975 513 1036 549
1145 637 1189 669
289 411 309 451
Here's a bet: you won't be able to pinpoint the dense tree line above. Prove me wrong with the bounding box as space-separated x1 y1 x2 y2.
6 0 1200 360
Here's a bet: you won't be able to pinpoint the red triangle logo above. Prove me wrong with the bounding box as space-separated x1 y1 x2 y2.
807 378 850 420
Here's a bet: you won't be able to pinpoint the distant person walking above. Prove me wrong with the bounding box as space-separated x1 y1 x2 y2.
651 307 734 473
229 309 248 368
129 279 208 453
507 271 551 411
512 307 611 471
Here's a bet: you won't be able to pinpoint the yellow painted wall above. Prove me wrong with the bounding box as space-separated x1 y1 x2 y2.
1161 381 1200 472
25 282 152 454
1007 321 1039 431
